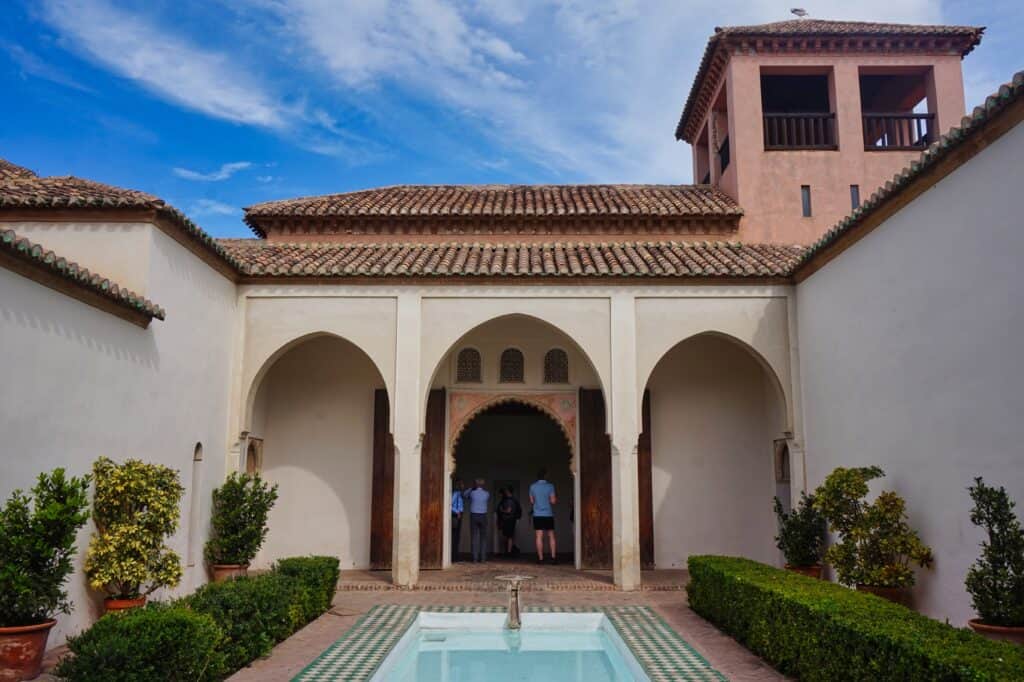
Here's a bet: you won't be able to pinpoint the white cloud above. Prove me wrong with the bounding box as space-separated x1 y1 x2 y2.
192 199 239 216
173 161 252 182
1 40 95 92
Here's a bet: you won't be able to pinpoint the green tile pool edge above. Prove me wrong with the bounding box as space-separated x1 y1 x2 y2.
292 605 726 682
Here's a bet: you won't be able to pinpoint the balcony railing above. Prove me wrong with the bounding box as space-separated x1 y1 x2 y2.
763 112 837 150
863 113 935 151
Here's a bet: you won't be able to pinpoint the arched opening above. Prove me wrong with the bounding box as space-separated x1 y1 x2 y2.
642 332 787 569
453 401 574 564
248 334 387 570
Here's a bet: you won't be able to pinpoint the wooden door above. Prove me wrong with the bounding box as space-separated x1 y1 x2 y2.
419 388 446 569
638 389 655 569
369 389 393 570
579 388 612 569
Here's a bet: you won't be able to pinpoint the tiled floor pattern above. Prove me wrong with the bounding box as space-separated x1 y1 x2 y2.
294 604 724 681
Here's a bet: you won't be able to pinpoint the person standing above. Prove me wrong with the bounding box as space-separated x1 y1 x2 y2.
467 478 490 563
496 487 522 556
529 469 557 564
450 479 465 563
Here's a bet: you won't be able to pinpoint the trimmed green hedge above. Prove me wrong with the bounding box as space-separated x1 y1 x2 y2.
55 604 226 681
687 556 1024 681
274 556 340 617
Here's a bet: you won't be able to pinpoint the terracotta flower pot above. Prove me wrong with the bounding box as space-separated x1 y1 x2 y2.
0 620 56 682
212 564 249 582
968 619 1024 645
785 564 823 579
856 584 910 607
104 596 146 613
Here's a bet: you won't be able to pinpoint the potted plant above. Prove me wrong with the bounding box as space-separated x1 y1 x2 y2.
0 469 90 681
205 472 278 581
84 457 184 612
965 477 1024 644
814 466 933 606
773 492 826 578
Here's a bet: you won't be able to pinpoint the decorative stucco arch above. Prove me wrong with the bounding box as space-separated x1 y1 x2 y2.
640 330 791 433
242 331 390 432
447 391 578 473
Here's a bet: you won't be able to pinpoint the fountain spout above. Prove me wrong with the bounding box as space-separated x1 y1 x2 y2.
494 574 534 630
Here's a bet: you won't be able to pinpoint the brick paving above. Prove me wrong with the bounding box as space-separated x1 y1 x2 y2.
228 567 785 681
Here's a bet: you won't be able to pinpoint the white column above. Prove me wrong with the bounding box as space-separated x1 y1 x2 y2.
609 293 642 590
392 293 422 586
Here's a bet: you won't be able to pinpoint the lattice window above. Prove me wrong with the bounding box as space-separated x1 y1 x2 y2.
456 348 482 383
543 348 569 384
499 348 524 383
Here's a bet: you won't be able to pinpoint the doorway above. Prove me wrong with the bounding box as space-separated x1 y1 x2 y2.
452 401 575 564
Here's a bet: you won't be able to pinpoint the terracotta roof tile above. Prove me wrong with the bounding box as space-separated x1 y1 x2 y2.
217 238 803 279
0 164 245 272
1 228 165 321
676 19 984 141
796 69 1024 274
244 184 742 237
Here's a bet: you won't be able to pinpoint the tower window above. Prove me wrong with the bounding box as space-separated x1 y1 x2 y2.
456 348 482 383
543 349 569 384
850 185 861 210
499 348 524 383
801 186 812 217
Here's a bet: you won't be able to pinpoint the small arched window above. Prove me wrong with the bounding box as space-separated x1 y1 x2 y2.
499 348 525 383
456 348 482 383
543 349 569 384
246 441 259 474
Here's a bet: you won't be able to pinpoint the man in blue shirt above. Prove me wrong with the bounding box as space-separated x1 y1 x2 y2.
451 479 464 563
529 469 557 564
466 479 491 563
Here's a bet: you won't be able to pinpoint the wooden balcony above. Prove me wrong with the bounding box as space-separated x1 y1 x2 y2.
863 113 935 151
763 112 837 150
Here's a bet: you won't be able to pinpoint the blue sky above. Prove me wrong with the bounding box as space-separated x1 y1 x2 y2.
2 1 1020 237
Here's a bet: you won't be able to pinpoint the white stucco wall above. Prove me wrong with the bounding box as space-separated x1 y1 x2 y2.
0 223 237 644
647 334 784 568
250 335 384 570
796 121 1024 624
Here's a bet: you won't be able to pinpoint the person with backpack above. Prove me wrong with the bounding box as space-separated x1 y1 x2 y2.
495 487 522 556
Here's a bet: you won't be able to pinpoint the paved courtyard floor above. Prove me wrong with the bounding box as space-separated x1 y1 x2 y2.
228 564 785 681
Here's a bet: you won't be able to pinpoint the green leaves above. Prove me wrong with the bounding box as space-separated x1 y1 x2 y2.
687 555 1024 681
773 492 826 567
0 468 91 626
966 477 1024 626
84 457 184 599
204 473 278 566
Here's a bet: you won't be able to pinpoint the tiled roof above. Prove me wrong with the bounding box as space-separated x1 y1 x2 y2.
218 239 803 278
675 19 984 141
0 165 246 272
244 184 741 236
795 69 1024 275
1 228 165 321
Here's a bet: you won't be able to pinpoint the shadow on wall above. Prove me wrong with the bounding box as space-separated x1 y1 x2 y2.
646 333 787 569
248 335 385 570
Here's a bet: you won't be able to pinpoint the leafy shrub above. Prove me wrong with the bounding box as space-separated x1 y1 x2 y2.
687 556 1024 681
966 477 1024 626
772 492 825 567
274 556 340 618
0 468 91 626
85 457 184 599
813 466 933 587
55 604 226 682
205 473 278 566
181 572 316 673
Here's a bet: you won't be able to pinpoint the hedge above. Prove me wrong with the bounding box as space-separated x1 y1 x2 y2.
687 556 1024 681
55 604 226 681
274 555 341 617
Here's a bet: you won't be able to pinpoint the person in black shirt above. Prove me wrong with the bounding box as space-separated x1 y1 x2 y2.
495 487 522 556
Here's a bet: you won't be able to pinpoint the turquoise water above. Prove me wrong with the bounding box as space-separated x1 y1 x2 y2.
382 628 644 681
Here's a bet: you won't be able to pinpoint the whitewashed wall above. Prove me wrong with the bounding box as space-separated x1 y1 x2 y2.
796 122 1024 625
647 334 785 568
250 335 384 570
0 223 237 645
